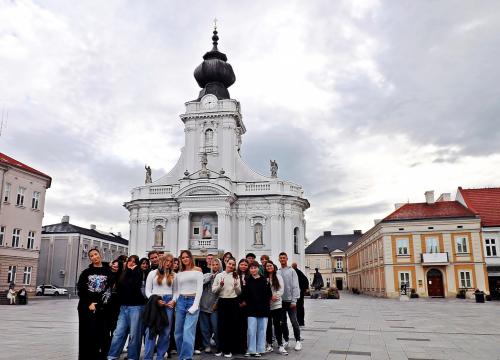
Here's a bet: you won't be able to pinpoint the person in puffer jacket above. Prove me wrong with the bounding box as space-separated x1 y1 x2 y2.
199 258 223 353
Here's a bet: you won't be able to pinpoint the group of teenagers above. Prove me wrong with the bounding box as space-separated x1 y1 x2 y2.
77 248 310 360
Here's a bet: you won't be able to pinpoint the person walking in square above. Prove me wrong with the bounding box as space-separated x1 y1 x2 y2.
241 261 272 357
174 250 204 360
292 262 309 326
277 252 302 351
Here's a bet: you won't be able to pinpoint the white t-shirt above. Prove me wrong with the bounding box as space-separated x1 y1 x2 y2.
173 270 204 313
145 269 174 298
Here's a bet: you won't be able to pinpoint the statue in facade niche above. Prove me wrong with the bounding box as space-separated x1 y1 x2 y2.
154 225 163 247
270 160 278 178
145 165 152 184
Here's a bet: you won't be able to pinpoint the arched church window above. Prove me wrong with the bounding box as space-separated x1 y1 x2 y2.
254 223 263 245
205 129 214 151
154 225 164 247
294 227 299 254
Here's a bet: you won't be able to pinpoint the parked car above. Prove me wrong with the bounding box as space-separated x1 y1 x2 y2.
36 285 68 296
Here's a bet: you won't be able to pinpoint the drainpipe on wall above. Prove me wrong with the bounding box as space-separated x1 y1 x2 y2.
0 166 7 214
74 234 81 295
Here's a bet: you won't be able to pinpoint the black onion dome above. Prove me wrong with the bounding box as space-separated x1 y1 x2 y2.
194 27 236 100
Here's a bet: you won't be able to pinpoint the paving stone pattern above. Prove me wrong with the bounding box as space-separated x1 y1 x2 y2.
0 293 499 360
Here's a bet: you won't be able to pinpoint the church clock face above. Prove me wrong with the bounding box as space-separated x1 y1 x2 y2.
201 95 218 109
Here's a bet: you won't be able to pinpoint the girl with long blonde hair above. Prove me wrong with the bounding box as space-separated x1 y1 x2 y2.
143 254 176 360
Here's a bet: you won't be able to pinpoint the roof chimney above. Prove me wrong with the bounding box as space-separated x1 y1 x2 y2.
323 231 332 237
347 241 353 246
425 190 435 204
61 215 70 223
436 193 451 202
353 230 362 235
394 203 405 210
117 232 122 237
90 224 97 230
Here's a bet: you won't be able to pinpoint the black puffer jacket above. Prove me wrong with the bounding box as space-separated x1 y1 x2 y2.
143 295 169 338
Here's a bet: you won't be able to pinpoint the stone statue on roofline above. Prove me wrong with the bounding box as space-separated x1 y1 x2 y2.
145 165 152 184
270 160 278 178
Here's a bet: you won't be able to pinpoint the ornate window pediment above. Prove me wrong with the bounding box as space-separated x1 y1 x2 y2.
174 183 232 198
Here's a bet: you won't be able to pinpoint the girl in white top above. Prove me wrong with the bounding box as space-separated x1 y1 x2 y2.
212 257 241 357
173 250 204 360
144 254 176 360
265 260 287 355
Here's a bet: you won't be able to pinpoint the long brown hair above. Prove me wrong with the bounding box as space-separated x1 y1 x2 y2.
156 254 174 286
266 260 281 291
179 250 195 272
237 258 249 280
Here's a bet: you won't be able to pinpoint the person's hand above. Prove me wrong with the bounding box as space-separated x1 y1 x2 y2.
158 299 166 307
290 303 297 309
212 303 217 311
88 303 97 312
234 279 239 287
239 301 246 308
166 300 175 308
271 295 279 302
220 278 225 287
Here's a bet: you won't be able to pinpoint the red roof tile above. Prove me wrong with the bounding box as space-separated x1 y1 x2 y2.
459 187 500 227
0 152 52 186
383 201 476 222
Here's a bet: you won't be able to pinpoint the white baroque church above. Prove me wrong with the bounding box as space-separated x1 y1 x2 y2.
125 28 310 267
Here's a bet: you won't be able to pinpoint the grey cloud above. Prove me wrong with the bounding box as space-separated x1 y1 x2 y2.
326 202 391 217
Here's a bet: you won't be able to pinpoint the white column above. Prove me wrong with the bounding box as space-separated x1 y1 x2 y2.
168 215 179 255
129 217 138 255
217 210 231 253
271 214 282 261
178 212 190 252
284 214 293 261
238 215 246 259
137 217 149 256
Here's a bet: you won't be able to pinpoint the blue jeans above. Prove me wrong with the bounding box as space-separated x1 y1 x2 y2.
144 295 174 360
199 311 218 349
247 317 268 354
175 295 200 360
107 305 144 360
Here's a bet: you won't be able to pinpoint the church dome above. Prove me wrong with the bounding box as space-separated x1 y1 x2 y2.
194 27 236 100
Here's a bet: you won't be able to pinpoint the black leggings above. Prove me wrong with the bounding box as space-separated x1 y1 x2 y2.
266 308 284 346
217 298 240 354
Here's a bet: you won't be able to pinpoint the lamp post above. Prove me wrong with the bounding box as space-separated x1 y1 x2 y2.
323 245 332 288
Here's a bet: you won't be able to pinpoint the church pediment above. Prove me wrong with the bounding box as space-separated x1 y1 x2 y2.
174 182 233 198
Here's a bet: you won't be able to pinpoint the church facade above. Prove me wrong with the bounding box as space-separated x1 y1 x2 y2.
124 28 309 267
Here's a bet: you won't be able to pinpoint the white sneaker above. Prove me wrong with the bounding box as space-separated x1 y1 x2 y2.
244 353 251 357
265 345 273 353
283 341 289 349
294 341 302 351
224 353 232 358
254 354 262 357
205 346 212 353
215 352 223 357
278 346 288 355
194 349 202 354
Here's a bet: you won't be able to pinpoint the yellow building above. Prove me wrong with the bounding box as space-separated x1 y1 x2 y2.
347 191 489 298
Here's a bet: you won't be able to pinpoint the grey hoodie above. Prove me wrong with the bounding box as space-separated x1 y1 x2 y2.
200 258 223 313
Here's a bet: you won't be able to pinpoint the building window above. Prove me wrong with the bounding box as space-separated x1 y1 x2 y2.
396 238 409 255
12 228 21 247
7 265 16 283
193 227 200 235
16 187 26 206
254 223 263 245
456 236 468 253
485 238 497 257
3 183 11 202
82 244 89 258
459 271 472 288
205 128 214 151
27 231 35 249
293 227 299 254
336 258 343 270
0 226 4 246
399 271 410 288
214 227 218 235
32 191 40 209
154 225 164 247
23 266 32 285
426 237 439 253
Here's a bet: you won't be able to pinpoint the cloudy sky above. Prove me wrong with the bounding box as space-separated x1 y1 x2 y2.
1 0 500 242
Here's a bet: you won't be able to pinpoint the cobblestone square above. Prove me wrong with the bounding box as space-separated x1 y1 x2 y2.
1 293 499 360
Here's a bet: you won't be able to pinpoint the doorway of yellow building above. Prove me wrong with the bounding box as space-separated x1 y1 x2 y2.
427 268 444 297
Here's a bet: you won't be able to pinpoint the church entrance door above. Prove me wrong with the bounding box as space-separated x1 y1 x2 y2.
427 268 444 297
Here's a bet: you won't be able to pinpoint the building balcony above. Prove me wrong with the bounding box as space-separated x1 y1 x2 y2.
190 239 218 250
421 252 449 265
333 268 344 273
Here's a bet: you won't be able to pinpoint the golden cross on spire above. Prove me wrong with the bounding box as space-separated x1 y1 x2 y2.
213 17 218 30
